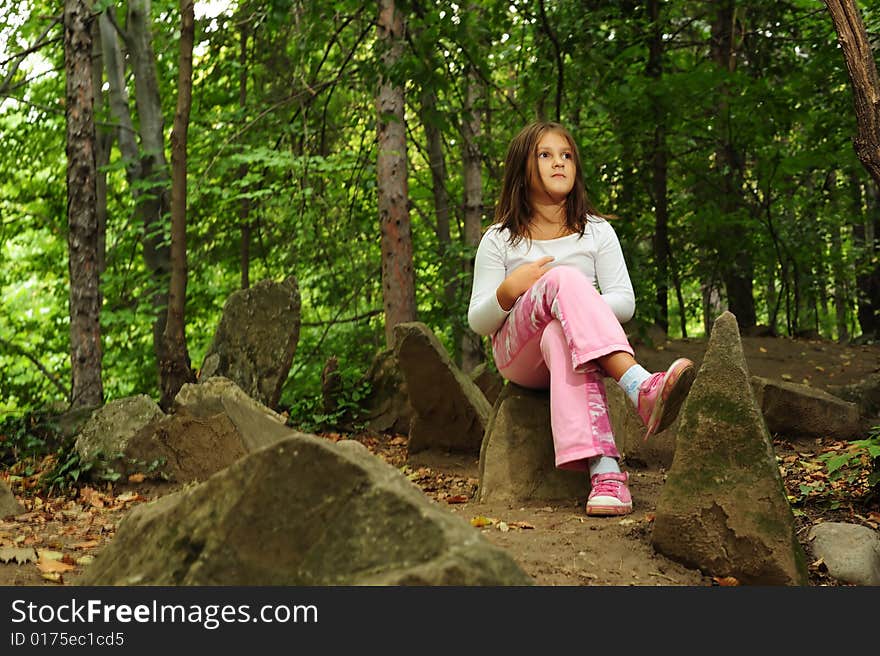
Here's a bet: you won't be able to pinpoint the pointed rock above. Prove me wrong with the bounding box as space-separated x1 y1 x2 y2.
199 276 301 409
79 436 532 586
652 311 809 585
173 376 294 451
358 348 414 435
394 322 491 454
0 479 23 519
478 383 584 502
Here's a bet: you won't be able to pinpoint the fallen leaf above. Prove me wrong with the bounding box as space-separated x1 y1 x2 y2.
389 437 407 446
759 347 767 353
644 512 655 523
497 521 510 532
781 373 793 381
508 521 535 530
41 572 63 583
127 473 145 484
37 549 64 561
470 516 496 528
75 555 94 566
618 518 636 526
868 512 880 523
71 540 99 550
0 547 37 564
115 491 142 504
37 554 75 574
445 495 469 504
713 576 740 586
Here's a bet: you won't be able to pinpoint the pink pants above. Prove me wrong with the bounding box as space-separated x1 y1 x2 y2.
491 266 634 471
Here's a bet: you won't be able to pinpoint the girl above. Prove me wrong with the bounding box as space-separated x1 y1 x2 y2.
468 121 695 516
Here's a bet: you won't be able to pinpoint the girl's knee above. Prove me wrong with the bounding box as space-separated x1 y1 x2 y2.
539 320 565 355
542 265 583 285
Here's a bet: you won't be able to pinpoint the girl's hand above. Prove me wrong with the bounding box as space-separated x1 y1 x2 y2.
496 256 555 310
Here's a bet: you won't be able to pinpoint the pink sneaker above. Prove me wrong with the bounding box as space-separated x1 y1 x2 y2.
586 472 633 516
637 357 695 441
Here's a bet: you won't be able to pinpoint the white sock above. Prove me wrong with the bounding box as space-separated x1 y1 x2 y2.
588 455 621 477
618 364 651 405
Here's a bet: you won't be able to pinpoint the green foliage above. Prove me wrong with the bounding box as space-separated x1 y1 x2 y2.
819 427 880 492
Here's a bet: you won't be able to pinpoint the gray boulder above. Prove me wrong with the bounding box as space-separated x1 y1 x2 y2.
751 376 861 440
652 311 809 585
0 479 23 518
200 276 301 409
173 376 294 451
808 522 880 586
394 322 491 454
478 383 584 503
80 435 532 586
74 395 165 480
123 411 248 484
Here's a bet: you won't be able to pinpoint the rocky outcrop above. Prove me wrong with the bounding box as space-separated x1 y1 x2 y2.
199 276 301 409
478 383 584 503
652 311 809 585
0 479 23 519
751 376 861 440
80 436 533 586
394 322 491 454
808 522 880 586
73 396 165 480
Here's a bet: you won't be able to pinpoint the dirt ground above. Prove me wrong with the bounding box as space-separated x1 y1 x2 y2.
1 334 878 587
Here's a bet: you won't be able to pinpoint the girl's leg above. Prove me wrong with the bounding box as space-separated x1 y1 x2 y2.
492 265 634 373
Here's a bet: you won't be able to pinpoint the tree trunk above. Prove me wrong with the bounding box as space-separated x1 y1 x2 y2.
712 0 756 331
460 64 485 373
158 0 196 409
91 15 109 279
239 21 251 290
648 0 669 333
64 0 103 408
126 0 172 364
824 0 880 189
376 0 417 348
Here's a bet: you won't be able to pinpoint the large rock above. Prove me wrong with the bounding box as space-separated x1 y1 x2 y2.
652 311 809 585
394 322 491 454
199 276 301 409
80 435 533 586
478 383 584 503
74 396 165 480
358 348 414 435
0 479 23 518
808 522 880 586
173 377 294 451
751 376 861 440
124 411 248 484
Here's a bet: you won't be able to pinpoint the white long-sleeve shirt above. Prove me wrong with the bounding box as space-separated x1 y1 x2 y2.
467 219 636 336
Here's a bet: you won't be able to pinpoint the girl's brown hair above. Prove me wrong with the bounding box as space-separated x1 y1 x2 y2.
494 121 608 245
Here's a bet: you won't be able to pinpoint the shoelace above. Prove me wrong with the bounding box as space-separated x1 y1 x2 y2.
591 476 626 497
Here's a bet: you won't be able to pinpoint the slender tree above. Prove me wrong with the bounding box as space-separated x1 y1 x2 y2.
64 0 103 408
376 0 417 347
158 0 196 408
824 0 880 336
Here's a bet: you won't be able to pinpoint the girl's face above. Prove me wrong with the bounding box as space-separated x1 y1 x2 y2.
529 130 576 204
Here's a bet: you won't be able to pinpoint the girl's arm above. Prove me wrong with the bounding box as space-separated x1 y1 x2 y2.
468 230 511 336
594 221 636 323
